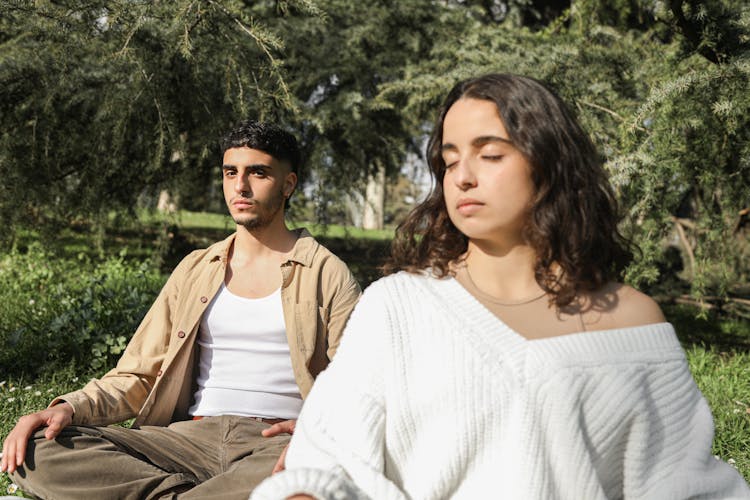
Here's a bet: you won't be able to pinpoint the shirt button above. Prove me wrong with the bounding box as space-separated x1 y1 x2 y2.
200 296 208 303
177 330 186 338
157 370 163 377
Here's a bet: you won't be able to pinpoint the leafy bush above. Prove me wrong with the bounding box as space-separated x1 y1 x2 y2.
0 244 165 377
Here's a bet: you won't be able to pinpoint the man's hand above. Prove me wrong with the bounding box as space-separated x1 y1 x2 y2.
261 419 296 474
1 402 74 474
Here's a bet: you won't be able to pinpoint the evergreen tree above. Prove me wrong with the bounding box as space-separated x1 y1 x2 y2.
380 0 750 303
0 0 309 243
2 0 748 307
256 0 467 228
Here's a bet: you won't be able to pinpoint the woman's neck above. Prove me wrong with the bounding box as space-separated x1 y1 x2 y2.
462 239 544 303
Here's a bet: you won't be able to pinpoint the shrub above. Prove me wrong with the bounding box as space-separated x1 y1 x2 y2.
0 244 165 377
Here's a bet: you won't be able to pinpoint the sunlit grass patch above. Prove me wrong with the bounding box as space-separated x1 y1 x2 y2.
685 346 750 476
0 365 89 497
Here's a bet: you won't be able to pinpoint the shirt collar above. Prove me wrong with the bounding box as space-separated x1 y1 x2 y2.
285 227 317 267
205 233 236 263
204 228 317 267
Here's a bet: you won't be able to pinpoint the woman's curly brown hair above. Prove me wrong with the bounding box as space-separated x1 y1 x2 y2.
383 74 633 308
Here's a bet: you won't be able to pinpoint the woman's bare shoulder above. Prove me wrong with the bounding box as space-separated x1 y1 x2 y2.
581 282 666 331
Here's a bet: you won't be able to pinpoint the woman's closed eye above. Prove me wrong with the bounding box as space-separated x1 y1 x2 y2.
442 152 459 169
481 154 504 161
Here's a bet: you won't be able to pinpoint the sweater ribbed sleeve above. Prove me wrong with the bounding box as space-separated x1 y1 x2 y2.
252 279 406 500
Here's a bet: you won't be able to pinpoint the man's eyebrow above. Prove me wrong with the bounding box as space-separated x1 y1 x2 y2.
221 163 273 170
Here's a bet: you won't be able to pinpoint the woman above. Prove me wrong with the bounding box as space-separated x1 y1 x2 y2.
252 74 749 499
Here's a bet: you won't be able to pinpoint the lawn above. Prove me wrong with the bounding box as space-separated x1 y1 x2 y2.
1 211 748 496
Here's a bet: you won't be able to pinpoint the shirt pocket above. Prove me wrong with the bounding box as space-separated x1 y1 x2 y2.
293 300 321 355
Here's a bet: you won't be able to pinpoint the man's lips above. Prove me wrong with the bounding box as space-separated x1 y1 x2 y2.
232 198 255 208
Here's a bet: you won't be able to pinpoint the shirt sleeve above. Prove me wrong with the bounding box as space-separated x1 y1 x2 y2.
323 261 361 361
49 256 188 425
252 280 408 500
622 356 750 499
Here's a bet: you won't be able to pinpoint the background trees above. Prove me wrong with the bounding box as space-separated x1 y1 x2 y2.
0 0 302 241
380 0 750 305
253 0 460 229
1 0 748 306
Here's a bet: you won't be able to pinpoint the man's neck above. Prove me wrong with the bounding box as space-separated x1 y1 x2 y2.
231 220 298 264
223 219 299 298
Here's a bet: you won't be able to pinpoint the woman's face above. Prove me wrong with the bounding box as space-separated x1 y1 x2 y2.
441 97 535 246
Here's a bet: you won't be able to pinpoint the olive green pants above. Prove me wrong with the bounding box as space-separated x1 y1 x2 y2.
10 416 290 500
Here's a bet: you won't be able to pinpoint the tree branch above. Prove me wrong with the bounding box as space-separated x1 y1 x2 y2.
668 0 720 64
673 216 696 276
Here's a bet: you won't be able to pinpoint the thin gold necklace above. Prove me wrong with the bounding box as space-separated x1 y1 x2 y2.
463 264 547 306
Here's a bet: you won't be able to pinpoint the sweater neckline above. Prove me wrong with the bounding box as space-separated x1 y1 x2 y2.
425 274 679 358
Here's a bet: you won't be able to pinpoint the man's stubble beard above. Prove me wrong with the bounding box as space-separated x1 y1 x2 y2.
232 189 285 231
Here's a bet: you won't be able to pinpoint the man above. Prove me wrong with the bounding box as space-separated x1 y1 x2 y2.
1 120 361 499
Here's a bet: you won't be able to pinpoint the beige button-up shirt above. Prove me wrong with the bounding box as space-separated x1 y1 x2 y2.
54 229 361 427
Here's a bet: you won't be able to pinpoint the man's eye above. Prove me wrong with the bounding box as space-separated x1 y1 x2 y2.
224 170 236 177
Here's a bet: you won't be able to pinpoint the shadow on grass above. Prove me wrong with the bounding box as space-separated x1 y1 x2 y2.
315 236 391 289
664 304 750 353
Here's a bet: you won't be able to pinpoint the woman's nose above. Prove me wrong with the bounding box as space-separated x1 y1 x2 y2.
453 158 477 190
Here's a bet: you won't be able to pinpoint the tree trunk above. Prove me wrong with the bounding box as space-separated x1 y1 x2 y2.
362 160 386 230
345 191 364 228
157 190 178 213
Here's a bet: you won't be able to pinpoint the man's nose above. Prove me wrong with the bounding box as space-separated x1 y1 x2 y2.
234 174 251 195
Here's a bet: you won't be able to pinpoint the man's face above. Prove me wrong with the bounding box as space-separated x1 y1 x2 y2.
222 147 297 231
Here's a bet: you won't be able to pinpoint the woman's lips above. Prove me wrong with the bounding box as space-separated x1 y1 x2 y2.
456 198 484 215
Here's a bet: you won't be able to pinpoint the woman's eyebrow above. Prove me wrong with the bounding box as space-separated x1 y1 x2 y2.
472 135 513 147
441 136 513 152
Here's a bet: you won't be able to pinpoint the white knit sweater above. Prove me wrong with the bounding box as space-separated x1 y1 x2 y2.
252 272 750 500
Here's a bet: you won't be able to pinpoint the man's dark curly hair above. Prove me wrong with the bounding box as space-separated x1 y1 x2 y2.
384 73 633 308
220 120 300 175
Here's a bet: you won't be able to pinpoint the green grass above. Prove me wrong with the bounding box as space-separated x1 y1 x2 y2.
664 304 750 352
667 304 750 478
9 210 394 286
687 347 750 475
0 365 89 497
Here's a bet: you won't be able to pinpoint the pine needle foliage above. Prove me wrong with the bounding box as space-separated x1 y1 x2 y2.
379 0 750 304
0 0 310 245
1 0 748 306
249 0 470 220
